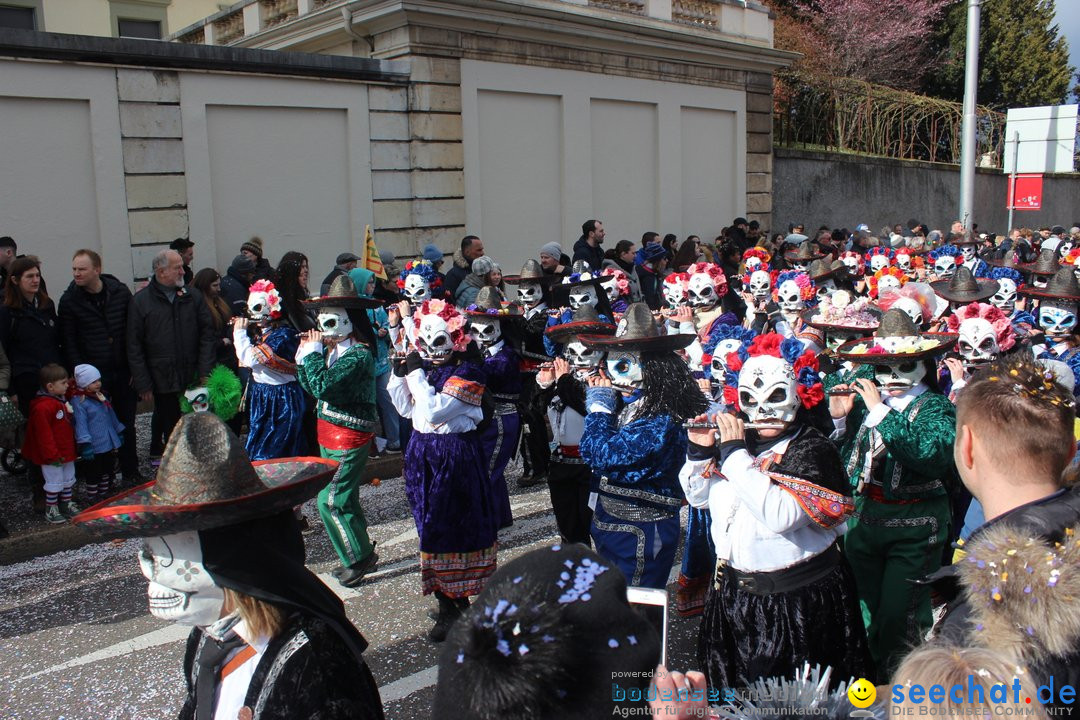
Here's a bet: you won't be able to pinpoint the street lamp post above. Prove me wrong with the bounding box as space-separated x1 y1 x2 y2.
958 0 981 233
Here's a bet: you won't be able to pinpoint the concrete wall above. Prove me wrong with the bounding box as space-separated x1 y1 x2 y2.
773 148 1080 235
15 0 226 37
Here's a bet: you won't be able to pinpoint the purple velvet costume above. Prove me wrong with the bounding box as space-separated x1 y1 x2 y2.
478 343 522 529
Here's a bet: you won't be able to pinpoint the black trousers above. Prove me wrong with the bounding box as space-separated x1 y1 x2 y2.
547 460 593 546
150 392 182 456
517 375 550 476
103 374 138 476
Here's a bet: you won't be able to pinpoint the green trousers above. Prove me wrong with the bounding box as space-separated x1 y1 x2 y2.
844 494 950 679
318 443 375 567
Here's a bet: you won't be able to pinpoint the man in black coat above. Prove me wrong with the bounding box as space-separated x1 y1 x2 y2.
219 254 255 317
59 250 141 481
572 219 606 271
127 250 215 459
444 235 484 300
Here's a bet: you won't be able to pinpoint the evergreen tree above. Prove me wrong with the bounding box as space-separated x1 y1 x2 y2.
924 0 1075 109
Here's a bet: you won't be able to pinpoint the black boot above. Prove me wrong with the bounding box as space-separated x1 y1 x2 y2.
428 591 463 642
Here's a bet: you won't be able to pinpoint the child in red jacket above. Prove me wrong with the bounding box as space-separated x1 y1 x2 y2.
22 363 78 524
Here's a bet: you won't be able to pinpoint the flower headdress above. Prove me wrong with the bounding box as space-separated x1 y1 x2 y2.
686 261 729 296
772 271 815 303
248 279 282 319
662 271 690 299
741 247 771 266
1064 248 1080 268
414 298 470 352
946 303 1016 352
397 259 443 292
840 251 865 275
864 247 895 264
740 268 778 291
877 282 936 325
722 333 824 410
989 266 1024 285
929 244 964 265
600 267 631 298
700 324 757 380
868 266 908 299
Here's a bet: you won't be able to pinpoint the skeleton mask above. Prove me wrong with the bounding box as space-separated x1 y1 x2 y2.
815 277 837 301
468 317 501 350
777 280 804 314
709 338 743 394
896 254 912 273
826 330 862 352
1038 299 1079 338
869 254 891 273
565 340 603 371
737 355 799 427
606 351 643 391
687 274 719 310
877 274 902 294
568 284 599 311
139 532 224 627
749 270 771 302
1058 241 1074 260
890 298 925 329
317 307 352 339
662 279 687 309
934 256 957 278
957 318 999 368
402 274 432 305
417 314 455 363
183 387 210 413
873 360 926 390
961 245 976 263
605 280 620 303
517 282 542 307
745 256 763 272
842 255 861 277
989 278 1017 315
790 260 809 273
246 291 274 321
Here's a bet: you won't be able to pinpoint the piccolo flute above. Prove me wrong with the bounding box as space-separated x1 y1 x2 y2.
682 421 787 430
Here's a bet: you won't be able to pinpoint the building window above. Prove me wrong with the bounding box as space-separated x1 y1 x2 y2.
0 5 35 29
117 18 161 39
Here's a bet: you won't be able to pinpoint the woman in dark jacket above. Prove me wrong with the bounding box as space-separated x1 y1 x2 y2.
0 257 63 418
276 252 316 333
193 269 237 371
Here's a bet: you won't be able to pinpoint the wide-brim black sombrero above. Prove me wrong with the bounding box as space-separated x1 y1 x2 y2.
1019 267 1080 302
304 273 384 310
578 302 694 352
545 320 616 344
929 267 999 303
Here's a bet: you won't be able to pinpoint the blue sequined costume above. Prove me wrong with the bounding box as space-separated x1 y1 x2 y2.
235 325 306 461
581 387 687 589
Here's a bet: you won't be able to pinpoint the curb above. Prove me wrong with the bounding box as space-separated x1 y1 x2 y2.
0 454 403 566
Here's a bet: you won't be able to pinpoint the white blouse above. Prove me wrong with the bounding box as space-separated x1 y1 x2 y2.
387 368 483 434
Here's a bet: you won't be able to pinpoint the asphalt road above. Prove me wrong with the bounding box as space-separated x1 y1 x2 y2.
0 462 701 720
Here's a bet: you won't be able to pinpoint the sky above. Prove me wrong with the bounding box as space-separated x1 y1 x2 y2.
1056 0 1080 86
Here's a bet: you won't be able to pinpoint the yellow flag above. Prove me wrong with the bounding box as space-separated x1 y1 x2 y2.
361 225 387 280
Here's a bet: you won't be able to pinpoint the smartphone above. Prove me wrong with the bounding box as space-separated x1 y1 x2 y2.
626 586 669 668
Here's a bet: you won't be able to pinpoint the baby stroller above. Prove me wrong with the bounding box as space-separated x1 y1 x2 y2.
0 396 27 475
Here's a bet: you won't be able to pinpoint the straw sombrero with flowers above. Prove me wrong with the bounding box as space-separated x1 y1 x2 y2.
72 413 338 538
800 290 881 334
834 308 957 365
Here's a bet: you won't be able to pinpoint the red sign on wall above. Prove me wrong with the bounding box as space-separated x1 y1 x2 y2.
1007 173 1043 210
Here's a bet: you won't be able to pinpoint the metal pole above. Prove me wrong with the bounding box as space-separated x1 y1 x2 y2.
1007 131 1019 234
958 0 981 233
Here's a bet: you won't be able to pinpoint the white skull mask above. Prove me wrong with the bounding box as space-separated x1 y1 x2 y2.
606 350 643 391
934 256 957 278
957 318 999 367
417 314 455 363
1039 300 1079 338
402 274 432 305
777 280 804 313
890 298 925 329
1058 241 1074 260
517 282 542 307
565 340 603 370
826 330 862 352
873 358 926 390
568 284 599 311
737 355 799 427
605 280 620 303
687 274 719 310
317 307 352 339
842 255 861 277
877 274 902 294
791 261 809 273
468 317 502 349
139 532 224 627
961 245 976 263
709 338 743 394
815 277 837 301
869 254 890 273
246 291 273 321
989 278 1017 314
662 278 687 309
745 257 763 272
749 270 771 302
895 254 912 273
184 387 209 413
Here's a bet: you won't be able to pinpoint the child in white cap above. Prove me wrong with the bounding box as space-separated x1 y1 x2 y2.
71 363 125 503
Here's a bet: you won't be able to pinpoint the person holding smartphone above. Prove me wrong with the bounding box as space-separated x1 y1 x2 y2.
680 331 872 690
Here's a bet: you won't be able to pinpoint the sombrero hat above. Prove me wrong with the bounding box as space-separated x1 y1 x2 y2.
579 302 694 352
834 308 957 365
986 252 1022 270
1019 267 1080 302
800 291 881 334
464 286 523 317
72 413 337 538
544 304 616 344
784 243 825 264
304 273 383 310
929 266 999 303
504 258 561 286
807 258 841 284
1020 250 1063 279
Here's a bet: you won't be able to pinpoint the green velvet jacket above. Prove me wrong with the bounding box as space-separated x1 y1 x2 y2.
836 389 956 502
296 342 377 433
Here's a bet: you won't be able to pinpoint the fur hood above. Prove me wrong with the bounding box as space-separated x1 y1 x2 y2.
957 520 1080 668
453 248 470 271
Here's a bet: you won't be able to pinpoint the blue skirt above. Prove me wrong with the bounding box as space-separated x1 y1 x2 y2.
246 381 307 460
591 495 680 589
404 431 499 554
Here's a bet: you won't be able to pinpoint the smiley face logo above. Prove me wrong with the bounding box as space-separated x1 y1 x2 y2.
847 678 876 708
